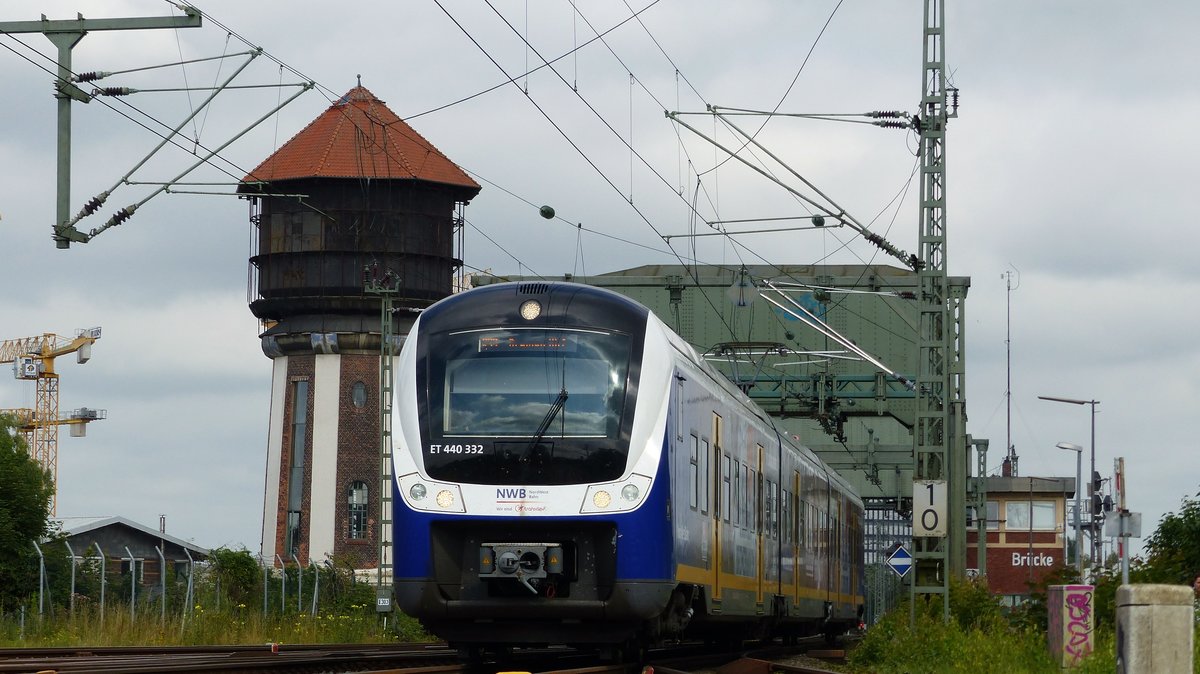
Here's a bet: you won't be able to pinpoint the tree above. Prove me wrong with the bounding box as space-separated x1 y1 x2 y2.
1141 488 1200 586
207 547 261 606
0 414 55 610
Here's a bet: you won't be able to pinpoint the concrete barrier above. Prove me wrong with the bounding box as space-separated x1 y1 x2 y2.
1115 584 1194 674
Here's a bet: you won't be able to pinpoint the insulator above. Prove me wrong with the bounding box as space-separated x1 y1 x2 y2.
868 110 904 119
873 121 909 129
109 207 133 226
950 88 960 113
96 87 135 97
81 195 105 216
73 71 109 83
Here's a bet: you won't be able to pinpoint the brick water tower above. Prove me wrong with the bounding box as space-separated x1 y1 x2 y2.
239 85 480 569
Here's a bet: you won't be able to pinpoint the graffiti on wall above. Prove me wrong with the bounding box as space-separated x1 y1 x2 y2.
1048 584 1094 666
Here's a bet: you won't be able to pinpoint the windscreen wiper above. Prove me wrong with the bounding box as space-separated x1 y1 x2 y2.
528 388 568 453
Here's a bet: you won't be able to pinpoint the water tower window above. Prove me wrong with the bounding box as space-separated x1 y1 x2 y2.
348 481 369 540
351 381 367 408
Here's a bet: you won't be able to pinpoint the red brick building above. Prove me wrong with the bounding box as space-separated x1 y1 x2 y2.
239 85 480 569
967 476 1076 604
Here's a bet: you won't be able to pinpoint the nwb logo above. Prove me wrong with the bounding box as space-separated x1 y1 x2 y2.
496 488 527 499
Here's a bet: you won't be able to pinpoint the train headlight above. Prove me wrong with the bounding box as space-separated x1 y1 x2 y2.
519 300 542 320
397 473 465 513
580 474 652 513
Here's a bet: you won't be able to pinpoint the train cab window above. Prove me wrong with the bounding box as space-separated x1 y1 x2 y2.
423 327 633 485
689 435 699 510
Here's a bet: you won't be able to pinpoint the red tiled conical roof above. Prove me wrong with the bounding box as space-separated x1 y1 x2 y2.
242 86 480 193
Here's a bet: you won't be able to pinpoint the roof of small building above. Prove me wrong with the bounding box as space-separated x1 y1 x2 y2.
241 85 481 193
56 515 210 557
986 476 1075 497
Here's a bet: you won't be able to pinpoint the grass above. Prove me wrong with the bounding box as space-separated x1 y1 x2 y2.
0 603 430 648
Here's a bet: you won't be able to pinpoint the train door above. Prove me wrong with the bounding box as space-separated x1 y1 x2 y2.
754 443 764 607
791 468 801 606
825 479 835 606
711 412 724 605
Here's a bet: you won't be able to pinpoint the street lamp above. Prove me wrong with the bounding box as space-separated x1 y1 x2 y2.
1038 396 1099 573
1057 442 1084 575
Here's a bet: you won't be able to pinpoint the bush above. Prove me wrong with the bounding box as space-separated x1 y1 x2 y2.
847 578 1130 673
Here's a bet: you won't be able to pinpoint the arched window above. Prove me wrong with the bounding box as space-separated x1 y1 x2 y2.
348 481 369 540
351 381 368 409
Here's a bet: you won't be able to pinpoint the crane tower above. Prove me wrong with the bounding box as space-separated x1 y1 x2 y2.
1 328 105 513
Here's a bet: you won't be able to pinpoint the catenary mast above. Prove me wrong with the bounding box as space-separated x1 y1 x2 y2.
912 0 961 620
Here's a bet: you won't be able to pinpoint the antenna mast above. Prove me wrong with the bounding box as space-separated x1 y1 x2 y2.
1003 269 1018 476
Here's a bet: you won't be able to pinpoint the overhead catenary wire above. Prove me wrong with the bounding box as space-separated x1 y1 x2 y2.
13 0 918 314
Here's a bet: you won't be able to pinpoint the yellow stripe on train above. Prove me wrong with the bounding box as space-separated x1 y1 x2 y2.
675 563 863 605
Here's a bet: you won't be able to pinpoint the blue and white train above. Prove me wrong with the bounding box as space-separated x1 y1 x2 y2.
391 282 864 652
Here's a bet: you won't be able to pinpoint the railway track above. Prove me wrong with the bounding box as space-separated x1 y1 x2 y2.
0 639 851 674
0 642 461 674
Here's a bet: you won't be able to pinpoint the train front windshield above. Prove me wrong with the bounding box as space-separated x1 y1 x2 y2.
422 328 634 485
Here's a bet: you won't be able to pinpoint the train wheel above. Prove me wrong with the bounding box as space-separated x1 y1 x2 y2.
454 646 484 664
599 639 646 664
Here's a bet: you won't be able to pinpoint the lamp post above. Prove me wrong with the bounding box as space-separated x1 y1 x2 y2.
1057 442 1084 575
1038 396 1099 573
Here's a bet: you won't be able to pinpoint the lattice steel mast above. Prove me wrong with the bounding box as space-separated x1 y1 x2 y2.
912 0 961 619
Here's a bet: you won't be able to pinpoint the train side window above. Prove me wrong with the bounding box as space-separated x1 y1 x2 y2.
774 481 780 539
798 501 807 547
688 435 699 510
780 487 788 544
721 454 731 522
779 487 787 544
763 479 772 538
744 467 753 530
699 438 709 514
675 378 684 441
733 461 742 527
704 439 713 516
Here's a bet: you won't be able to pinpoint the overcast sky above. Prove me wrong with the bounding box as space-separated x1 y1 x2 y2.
2 1 1197 559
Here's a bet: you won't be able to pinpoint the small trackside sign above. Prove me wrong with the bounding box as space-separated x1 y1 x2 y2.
887 545 913 578
912 479 948 537
376 588 393 613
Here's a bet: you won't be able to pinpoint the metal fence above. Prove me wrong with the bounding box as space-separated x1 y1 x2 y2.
2 540 383 637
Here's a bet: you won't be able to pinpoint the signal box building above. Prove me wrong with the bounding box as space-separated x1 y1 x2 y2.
966 476 1076 602
239 85 480 569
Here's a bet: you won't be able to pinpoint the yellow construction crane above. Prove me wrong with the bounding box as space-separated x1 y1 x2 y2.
1 328 105 514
